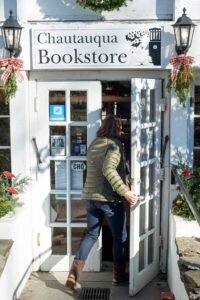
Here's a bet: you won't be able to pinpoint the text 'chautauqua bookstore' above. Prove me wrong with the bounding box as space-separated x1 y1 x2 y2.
32 28 161 69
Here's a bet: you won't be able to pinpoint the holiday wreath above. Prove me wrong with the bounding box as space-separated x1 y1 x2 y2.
0 58 24 103
167 54 195 107
76 0 128 12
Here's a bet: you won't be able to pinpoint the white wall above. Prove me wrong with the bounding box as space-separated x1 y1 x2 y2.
0 207 33 300
175 0 200 20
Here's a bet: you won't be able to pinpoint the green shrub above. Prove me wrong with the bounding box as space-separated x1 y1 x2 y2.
172 167 200 220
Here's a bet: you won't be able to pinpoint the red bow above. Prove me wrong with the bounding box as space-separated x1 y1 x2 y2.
0 58 24 84
169 54 194 81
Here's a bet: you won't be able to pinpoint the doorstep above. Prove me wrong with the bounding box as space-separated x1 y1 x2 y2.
19 265 169 300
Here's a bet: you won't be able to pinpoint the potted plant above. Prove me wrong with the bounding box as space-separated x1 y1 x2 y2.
0 171 30 218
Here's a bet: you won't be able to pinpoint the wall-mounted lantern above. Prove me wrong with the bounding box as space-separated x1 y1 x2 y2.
172 8 196 55
1 10 23 58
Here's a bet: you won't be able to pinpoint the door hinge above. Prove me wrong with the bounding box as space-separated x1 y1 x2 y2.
160 168 165 181
161 98 167 112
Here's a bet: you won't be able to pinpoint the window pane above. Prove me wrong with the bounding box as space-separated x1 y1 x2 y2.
141 89 147 123
0 118 10 145
50 194 66 222
194 86 200 115
52 227 67 255
70 91 87 121
49 91 65 121
148 199 154 230
0 149 11 173
140 129 147 161
194 118 200 146
140 167 147 197
150 90 155 122
139 239 145 272
71 196 87 223
71 228 85 255
149 163 155 195
148 234 154 265
70 126 87 156
71 161 87 190
50 126 66 156
149 128 155 159
139 203 146 236
50 160 66 190
194 150 200 167
0 92 9 115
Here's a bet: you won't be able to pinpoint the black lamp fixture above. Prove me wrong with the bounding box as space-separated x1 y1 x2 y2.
172 8 196 55
1 10 23 58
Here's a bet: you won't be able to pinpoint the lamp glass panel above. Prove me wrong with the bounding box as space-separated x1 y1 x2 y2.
13 29 21 48
4 28 14 49
180 26 189 47
188 26 195 47
174 27 181 46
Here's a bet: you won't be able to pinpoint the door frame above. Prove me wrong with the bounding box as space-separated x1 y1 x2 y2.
28 71 170 277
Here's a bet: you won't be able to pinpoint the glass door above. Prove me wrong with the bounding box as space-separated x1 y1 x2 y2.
129 78 161 295
30 81 102 271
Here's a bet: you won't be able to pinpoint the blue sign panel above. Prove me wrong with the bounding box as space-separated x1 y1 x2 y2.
49 104 65 121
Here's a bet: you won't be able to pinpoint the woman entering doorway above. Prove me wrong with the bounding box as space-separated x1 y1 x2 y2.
101 81 131 265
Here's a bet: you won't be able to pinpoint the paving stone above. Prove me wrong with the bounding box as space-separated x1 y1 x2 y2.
188 288 200 300
176 237 200 257
184 270 200 288
175 237 200 300
180 256 200 270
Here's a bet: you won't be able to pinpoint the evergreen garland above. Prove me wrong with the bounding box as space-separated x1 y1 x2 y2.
76 0 127 12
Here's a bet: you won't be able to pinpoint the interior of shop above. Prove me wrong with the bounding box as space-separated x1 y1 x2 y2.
101 80 131 262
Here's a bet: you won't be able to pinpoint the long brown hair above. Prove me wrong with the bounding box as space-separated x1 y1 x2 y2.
96 115 122 138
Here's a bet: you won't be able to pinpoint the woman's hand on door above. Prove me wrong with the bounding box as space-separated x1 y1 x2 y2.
123 190 139 205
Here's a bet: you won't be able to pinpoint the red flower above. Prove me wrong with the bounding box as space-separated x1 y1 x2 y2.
172 199 177 206
6 187 18 194
3 171 15 178
181 170 192 177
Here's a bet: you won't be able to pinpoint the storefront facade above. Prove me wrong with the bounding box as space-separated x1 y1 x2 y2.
0 0 199 296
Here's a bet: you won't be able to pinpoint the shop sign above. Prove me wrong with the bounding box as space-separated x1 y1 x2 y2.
32 27 161 69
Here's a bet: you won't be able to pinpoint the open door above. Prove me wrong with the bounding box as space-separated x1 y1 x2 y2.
129 78 162 295
29 80 102 271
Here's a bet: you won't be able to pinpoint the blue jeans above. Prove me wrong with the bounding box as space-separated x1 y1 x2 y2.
75 200 127 265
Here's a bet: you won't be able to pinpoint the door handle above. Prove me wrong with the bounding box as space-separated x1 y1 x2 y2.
32 137 42 165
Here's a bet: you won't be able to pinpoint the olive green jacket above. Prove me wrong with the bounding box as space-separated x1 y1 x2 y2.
82 137 129 202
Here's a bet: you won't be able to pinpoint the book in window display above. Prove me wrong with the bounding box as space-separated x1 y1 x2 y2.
51 135 65 156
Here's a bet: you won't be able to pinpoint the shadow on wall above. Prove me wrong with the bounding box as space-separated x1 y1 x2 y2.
35 0 173 21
